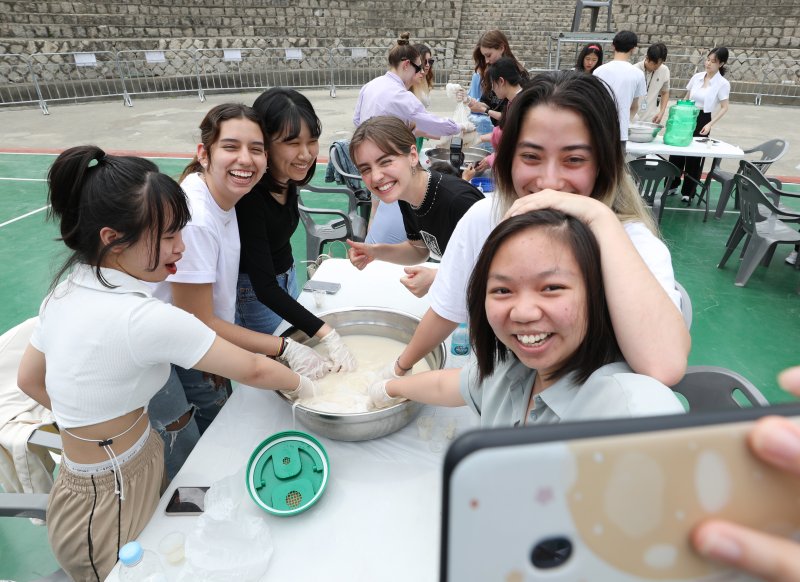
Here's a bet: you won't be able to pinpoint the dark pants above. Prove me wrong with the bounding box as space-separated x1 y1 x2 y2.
668 111 713 198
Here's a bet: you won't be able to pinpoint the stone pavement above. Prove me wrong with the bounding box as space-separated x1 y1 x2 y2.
0 87 798 179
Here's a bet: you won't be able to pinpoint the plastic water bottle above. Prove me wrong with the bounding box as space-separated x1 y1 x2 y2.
118 541 167 582
450 322 470 356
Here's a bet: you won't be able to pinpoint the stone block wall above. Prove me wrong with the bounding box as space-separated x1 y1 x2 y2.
0 0 797 104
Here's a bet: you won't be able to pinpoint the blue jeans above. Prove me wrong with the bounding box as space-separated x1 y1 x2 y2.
235 267 298 335
149 367 201 481
150 365 233 480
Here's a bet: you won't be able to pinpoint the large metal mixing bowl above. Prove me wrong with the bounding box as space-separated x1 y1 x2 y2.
628 121 663 143
277 308 446 441
424 147 489 170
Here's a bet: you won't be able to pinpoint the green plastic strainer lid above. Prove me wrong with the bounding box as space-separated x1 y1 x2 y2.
246 430 329 516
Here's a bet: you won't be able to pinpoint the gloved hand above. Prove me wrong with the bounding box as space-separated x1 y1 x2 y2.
281 374 318 400
320 329 358 372
379 360 405 381
455 87 467 103
368 379 405 410
279 338 331 380
458 121 476 133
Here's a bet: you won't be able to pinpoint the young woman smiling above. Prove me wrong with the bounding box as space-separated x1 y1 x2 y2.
17 146 318 580
347 116 484 298
150 103 331 478
368 210 684 426
388 71 690 386
235 88 356 369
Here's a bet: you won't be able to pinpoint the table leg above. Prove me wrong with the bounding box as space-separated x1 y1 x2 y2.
695 157 718 223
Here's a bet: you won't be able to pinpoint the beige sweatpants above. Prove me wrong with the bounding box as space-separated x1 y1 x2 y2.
47 429 164 582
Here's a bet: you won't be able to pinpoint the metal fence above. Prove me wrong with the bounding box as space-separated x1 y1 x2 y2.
0 54 47 113
0 42 796 114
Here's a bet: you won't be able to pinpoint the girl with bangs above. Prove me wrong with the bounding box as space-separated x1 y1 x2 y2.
17 146 320 580
234 88 356 371
368 210 683 426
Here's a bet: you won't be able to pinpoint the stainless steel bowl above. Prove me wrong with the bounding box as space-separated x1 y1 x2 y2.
424 147 489 170
628 121 663 143
277 307 446 441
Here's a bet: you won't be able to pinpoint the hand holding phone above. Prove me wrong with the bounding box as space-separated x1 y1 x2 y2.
165 486 209 516
442 404 800 581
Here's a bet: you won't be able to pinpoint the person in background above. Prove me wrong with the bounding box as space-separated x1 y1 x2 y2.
465 30 529 147
575 43 603 74
368 210 684 427
668 47 731 204
410 43 435 109
387 71 689 386
473 56 528 173
16 146 318 581
353 32 472 138
354 33 473 247
235 88 356 366
593 30 646 144
634 42 670 124
150 104 332 478
692 365 800 581
347 116 484 299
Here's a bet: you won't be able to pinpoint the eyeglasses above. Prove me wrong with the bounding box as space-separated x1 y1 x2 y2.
425 58 435 66
405 59 423 74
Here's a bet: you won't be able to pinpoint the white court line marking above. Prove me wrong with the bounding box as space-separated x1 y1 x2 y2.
0 177 46 181
0 205 49 229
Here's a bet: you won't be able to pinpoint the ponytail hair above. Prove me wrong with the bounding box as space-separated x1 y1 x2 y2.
47 145 190 290
708 46 729 76
388 32 420 68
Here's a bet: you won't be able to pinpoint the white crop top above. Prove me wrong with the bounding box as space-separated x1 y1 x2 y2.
30 264 216 428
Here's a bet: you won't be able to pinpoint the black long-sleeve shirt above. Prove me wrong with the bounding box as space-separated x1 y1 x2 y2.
236 181 324 338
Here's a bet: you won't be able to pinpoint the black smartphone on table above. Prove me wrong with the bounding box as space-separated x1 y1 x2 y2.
165 486 209 516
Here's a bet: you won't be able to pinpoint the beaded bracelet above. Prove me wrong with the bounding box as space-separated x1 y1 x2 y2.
395 357 413 373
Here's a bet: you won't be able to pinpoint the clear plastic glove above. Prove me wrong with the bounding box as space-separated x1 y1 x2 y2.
455 88 466 103
368 379 405 410
458 121 476 133
281 374 318 400
320 329 357 372
379 360 405 381
279 338 331 380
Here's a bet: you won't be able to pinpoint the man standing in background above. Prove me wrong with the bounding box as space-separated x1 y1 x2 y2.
634 42 670 124
593 30 646 143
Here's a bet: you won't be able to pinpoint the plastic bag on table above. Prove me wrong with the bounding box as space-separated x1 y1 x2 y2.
178 468 273 582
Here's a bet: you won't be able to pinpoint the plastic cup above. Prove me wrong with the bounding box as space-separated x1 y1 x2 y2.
313 289 326 308
416 416 434 440
158 531 186 565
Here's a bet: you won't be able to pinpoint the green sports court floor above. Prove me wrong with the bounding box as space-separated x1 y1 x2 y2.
1 152 799 580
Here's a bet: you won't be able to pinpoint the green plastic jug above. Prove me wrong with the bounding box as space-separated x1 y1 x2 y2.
663 100 700 147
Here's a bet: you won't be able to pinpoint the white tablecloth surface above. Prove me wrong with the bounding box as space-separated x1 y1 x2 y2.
626 135 744 159
106 259 478 581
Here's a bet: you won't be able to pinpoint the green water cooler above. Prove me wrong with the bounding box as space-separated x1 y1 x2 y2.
663 100 700 147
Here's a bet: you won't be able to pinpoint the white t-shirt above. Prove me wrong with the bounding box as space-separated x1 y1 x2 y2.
152 172 241 323
686 71 731 114
30 264 216 428
594 60 647 141
428 197 680 324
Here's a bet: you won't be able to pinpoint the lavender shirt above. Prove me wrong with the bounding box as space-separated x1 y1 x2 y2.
353 72 460 137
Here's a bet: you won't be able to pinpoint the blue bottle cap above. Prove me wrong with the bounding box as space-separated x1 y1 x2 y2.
118 541 143 566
